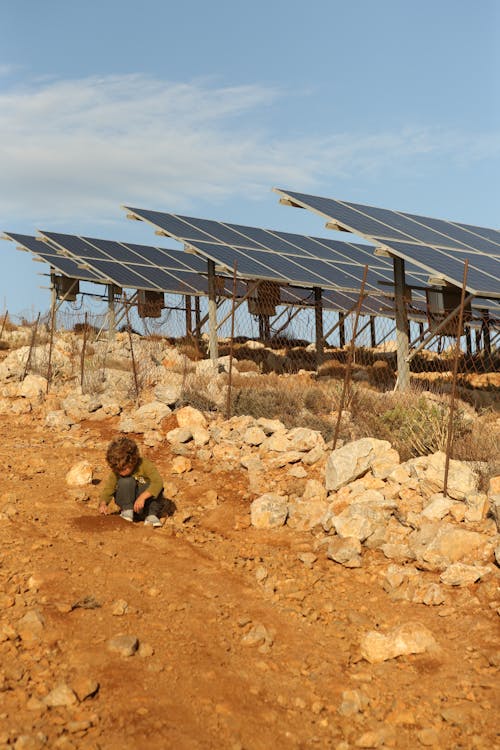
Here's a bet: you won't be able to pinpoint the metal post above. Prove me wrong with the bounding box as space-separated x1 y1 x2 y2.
369 316 377 348
339 312 345 348
80 312 88 390
0 310 8 340
207 259 219 368
394 257 410 390
314 287 324 369
123 294 140 400
185 295 192 338
22 313 40 381
46 299 56 393
226 263 238 420
332 266 368 450
107 285 116 341
194 296 201 339
443 260 469 497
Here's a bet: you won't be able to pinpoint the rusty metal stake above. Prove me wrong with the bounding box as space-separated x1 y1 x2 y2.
225 262 238 419
0 311 8 340
124 294 140 400
332 266 368 450
80 312 88 390
443 259 469 497
22 313 40 381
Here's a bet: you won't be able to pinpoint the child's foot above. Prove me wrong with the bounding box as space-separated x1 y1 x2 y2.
120 509 134 522
144 515 162 527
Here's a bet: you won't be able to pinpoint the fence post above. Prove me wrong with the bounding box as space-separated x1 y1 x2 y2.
0 311 8 340
45 304 56 394
124 293 140 401
443 260 469 497
332 267 368 450
22 313 40 381
225 262 238 419
80 312 88 390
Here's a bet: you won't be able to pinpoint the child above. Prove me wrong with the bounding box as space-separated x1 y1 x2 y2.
99 436 163 527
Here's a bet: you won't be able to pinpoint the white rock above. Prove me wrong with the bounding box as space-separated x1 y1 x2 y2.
250 493 288 528
360 622 438 663
325 438 393 491
440 563 492 587
65 460 93 487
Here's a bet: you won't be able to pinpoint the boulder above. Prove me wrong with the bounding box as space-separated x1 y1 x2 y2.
325 438 393 491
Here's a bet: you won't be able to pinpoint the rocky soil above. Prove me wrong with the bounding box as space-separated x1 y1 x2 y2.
0 330 498 749
0 407 499 750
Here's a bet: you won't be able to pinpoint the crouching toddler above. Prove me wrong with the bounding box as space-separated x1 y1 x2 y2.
99 436 163 527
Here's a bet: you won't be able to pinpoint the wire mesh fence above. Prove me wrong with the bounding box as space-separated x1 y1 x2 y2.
2 281 499 478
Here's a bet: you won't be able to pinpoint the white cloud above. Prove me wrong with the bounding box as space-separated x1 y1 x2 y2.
1 73 499 229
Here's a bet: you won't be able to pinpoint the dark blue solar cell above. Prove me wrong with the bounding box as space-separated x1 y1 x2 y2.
40 232 109 260
386 242 499 297
344 200 474 249
453 223 500 256
125 207 211 243
186 242 287 281
175 215 256 246
6 234 104 282
276 190 412 241
400 212 500 254
83 237 147 264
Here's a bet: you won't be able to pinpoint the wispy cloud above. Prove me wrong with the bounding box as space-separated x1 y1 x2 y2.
1 73 498 228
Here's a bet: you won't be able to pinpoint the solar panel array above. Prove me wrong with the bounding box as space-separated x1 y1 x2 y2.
38 231 213 297
273 189 500 299
123 205 433 295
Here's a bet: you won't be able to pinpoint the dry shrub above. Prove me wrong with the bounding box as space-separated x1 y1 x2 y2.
229 373 337 439
349 387 481 462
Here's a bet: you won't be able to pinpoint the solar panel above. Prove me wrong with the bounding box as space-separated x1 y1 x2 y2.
4 233 105 283
274 189 500 299
38 232 211 295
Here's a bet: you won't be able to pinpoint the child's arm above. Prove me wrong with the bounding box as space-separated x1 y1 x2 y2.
134 458 163 513
99 472 118 514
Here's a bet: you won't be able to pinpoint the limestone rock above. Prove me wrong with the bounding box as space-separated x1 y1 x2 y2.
326 537 362 567
360 622 438 663
107 634 139 657
325 438 393 491
65 460 93 487
176 405 207 430
43 683 78 707
250 493 288 528
439 563 492 587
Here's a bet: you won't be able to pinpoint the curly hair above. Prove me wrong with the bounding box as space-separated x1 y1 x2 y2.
106 436 140 473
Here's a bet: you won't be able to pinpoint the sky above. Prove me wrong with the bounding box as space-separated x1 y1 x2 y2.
0 0 499 317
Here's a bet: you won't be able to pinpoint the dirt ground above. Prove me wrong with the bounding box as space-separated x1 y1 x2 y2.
0 413 499 750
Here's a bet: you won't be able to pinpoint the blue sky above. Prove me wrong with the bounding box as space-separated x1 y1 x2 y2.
1 0 499 316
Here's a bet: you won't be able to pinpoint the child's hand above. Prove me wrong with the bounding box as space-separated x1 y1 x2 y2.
133 496 146 513
99 503 109 515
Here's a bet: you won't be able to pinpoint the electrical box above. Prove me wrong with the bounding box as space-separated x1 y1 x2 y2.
247 281 281 316
426 288 471 336
54 276 79 302
137 290 165 318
